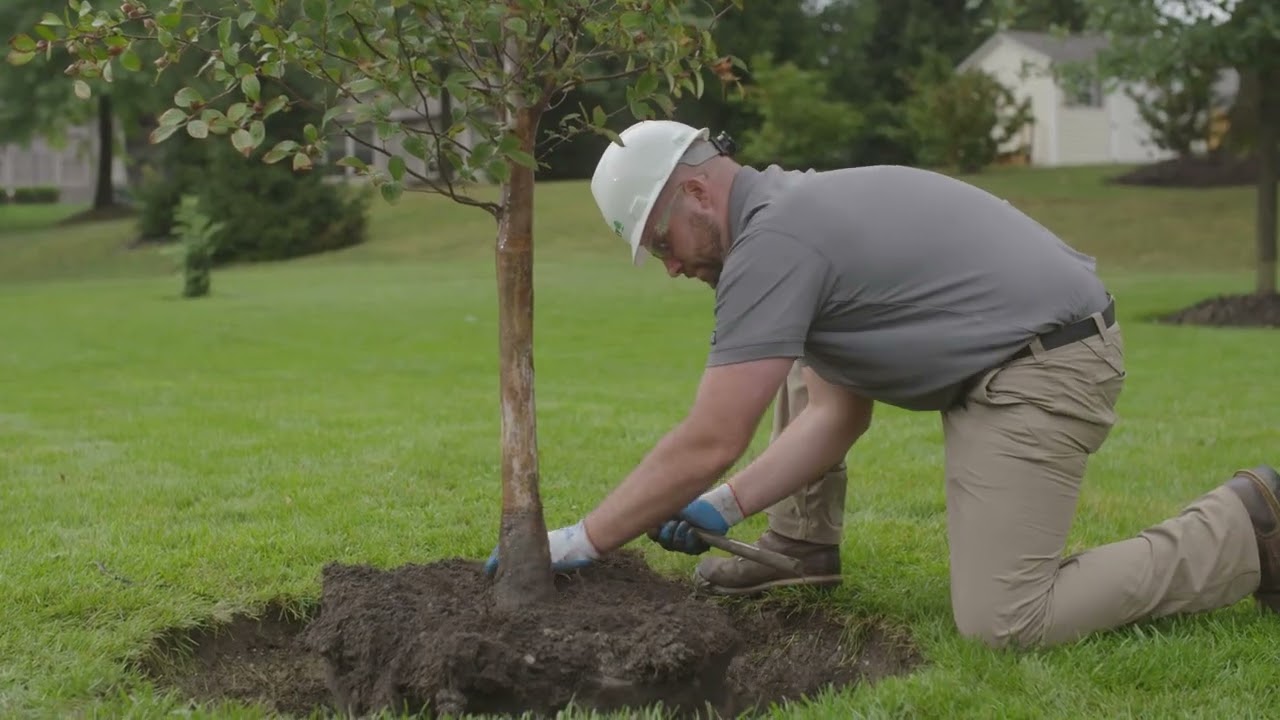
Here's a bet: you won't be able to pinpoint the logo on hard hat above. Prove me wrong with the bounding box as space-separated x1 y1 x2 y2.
612 220 624 236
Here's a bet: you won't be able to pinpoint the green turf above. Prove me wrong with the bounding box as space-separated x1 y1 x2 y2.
1 164 1278 718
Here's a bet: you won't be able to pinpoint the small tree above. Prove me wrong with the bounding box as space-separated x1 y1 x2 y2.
904 67 1034 174
9 0 741 610
170 193 222 298
1124 59 1224 158
729 53 864 171
1077 0 1279 295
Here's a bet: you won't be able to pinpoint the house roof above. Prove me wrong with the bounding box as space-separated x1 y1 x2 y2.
1003 30 1109 64
957 30 1109 72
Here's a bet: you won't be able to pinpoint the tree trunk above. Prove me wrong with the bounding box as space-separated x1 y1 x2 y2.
492 8 554 611
1256 64 1278 295
93 93 114 210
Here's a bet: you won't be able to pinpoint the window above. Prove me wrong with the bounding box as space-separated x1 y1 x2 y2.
1065 78 1104 107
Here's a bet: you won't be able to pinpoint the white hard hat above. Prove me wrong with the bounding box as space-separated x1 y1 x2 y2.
590 120 709 266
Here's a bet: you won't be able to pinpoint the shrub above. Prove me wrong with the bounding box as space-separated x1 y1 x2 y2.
12 186 61 204
169 193 223 298
904 68 1033 174
136 106 371 263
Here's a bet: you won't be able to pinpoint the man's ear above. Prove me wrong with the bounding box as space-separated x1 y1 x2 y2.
683 174 712 208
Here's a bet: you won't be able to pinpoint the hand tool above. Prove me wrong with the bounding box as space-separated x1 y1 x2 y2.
692 529 806 576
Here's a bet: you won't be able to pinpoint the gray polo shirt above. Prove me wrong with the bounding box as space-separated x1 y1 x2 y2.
707 164 1109 411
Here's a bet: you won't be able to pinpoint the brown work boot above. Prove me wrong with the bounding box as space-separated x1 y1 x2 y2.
1224 464 1280 613
692 530 841 596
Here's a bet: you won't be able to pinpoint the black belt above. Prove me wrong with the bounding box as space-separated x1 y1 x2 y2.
1012 297 1116 360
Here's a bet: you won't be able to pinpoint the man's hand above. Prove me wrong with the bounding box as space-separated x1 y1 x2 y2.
483 519 600 575
648 484 745 555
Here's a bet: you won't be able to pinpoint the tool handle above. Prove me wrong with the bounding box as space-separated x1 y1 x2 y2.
692 529 805 576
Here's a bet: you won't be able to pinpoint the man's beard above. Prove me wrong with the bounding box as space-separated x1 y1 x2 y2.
688 214 725 288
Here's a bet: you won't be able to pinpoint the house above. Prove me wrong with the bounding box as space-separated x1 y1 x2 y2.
956 30 1231 167
0 122 128 205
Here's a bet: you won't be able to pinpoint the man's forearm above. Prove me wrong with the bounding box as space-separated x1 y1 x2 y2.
583 421 740 553
727 402 867 517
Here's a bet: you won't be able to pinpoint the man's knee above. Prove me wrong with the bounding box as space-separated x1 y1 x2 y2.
952 593 1051 650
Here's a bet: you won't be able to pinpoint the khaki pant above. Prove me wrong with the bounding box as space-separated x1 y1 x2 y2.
773 313 1262 648
765 359 849 545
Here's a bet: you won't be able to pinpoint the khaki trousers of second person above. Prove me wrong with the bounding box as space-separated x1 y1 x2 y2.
770 311 1262 648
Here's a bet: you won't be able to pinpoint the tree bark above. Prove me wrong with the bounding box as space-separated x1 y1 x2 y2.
492 9 554 611
93 93 114 210
1256 64 1277 295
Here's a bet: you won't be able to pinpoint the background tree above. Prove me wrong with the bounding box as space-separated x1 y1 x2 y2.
9 0 740 609
1079 0 1279 295
903 60 1034 173
1123 58 1224 158
730 52 864 170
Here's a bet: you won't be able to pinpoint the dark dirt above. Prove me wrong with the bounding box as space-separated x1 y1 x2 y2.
1157 292 1280 328
138 552 922 718
56 204 138 225
1109 152 1259 188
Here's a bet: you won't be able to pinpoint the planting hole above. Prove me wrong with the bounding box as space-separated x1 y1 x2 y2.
139 553 923 718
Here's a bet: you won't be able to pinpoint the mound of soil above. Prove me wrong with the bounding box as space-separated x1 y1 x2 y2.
1110 153 1258 188
1158 292 1280 328
138 552 922 718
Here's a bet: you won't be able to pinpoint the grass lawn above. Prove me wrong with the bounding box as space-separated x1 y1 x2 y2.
1 164 1278 718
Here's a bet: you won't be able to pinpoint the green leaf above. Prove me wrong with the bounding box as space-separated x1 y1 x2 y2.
249 120 266 147
149 123 180 144
259 25 280 46
348 77 380 94
486 157 510 184
591 105 607 127
292 152 313 172
9 34 36 52
227 103 248 123
262 95 288 117
303 0 326 22
175 87 202 108
39 12 64 26
241 74 260 101
336 156 368 171
504 16 527 35
388 155 405 182
237 11 256 29
232 129 254 154
218 17 232 47
158 108 187 127
635 71 659 97
321 105 345 127
403 135 428 159
380 181 403 203
469 140 494 166
304 124 319 143
74 80 91 100
620 12 645 31
157 12 182 30
252 0 276 21
506 148 537 170
6 49 36 66
187 120 209 139
120 49 141 72
262 140 298 164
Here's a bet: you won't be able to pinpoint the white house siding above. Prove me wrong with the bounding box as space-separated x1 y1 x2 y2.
960 38 1059 166
1056 105 1112 164
1 123 126 204
1105 83 1177 164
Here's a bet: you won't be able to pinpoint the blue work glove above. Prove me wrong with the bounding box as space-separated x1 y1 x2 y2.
483 519 600 576
649 484 746 555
